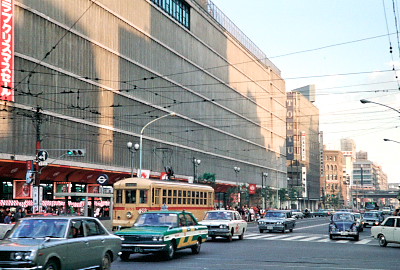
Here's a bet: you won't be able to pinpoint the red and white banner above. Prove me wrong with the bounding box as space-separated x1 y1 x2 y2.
249 184 257 195
0 0 14 101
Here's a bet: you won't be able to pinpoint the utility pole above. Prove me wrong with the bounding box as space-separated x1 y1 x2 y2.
33 106 43 212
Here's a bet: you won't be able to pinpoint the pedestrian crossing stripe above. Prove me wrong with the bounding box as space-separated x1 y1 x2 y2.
244 233 373 245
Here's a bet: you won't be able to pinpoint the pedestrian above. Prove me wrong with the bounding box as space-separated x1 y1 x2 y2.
4 212 12 224
393 208 399 216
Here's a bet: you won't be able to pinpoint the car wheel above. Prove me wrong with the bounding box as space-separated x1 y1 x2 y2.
259 229 264 233
239 229 244 240
379 235 388 247
120 252 130 262
44 260 59 270
99 253 111 270
329 234 333 240
282 226 286 233
353 235 359 241
289 227 293 232
164 242 176 260
211 236 216 241
191 239 201 254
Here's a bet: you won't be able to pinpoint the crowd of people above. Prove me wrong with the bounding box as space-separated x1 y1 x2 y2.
217 205 265 221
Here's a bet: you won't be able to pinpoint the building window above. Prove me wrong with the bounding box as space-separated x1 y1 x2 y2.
151 0 190 29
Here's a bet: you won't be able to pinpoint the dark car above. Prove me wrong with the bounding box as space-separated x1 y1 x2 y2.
363 211 384 227
329 212 359 241
115 210 208 261
313 209 329 217
0 216 121 270
257 210 296 233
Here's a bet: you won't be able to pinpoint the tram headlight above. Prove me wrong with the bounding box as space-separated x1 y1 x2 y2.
126 212 133 219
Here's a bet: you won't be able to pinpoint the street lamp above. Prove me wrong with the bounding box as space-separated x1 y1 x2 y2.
262 172 268 210
234 166 240 206
139 112 176 177
127 142 140 177
193 158 201 183
360 99 400 114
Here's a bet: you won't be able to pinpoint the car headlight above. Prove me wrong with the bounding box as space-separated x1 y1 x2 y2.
276 222 282 225
152 236 164 241
329 224 337 231
219 225 227 229
258 221 264 225
126 212 133 219
119 236 125 241
11 251 35 261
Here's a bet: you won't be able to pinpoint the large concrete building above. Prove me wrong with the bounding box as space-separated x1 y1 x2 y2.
286 89 320 210
0 0 287 208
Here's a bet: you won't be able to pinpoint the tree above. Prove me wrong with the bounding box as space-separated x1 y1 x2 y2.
198 172 216 185
278 188 289 208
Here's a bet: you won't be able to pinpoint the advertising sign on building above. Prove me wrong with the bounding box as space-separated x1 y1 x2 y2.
286 92 295 160
302 167 307 197
0 0 14 101
301 131 306 161
13 180 32 199
249 184 257 195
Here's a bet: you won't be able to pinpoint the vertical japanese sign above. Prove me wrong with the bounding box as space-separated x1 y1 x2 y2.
301 131 306 161
286 92 294 160
0 0 14 101
301 167 307 197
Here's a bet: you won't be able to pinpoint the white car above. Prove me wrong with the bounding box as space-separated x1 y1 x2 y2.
199 210 247 241
371 216 400 247
291 209 304 219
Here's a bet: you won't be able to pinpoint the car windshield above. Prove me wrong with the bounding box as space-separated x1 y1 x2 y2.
266 212 285 218
10 219 68 238
134 213 178 227
333 214 354 222
364 212 378 218
353 213 361 219
204 212 233 220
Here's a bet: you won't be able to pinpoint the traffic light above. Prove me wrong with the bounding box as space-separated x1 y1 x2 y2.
66 149 86 157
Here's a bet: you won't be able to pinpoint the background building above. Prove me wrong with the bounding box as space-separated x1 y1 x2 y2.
0 0 287 208
323 149 348 208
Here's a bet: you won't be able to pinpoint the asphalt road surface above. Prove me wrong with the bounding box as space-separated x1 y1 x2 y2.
111 216 399 270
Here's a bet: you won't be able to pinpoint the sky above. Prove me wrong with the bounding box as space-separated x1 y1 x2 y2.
211 0 400 183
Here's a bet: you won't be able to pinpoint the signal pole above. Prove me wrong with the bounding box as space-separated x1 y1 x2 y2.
33 106 43 212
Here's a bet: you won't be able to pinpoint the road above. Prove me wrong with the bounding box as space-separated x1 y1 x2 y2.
111 216 399 269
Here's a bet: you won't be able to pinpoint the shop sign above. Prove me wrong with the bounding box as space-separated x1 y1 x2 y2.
0 0 14 101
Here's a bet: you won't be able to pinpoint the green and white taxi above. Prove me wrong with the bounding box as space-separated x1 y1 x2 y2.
115 210 208 261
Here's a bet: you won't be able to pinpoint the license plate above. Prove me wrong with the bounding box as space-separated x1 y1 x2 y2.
341 232 348 235
267 226 273 230
134 247 143 253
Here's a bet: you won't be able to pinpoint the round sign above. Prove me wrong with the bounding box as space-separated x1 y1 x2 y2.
37 150 48 162
97 174 109 185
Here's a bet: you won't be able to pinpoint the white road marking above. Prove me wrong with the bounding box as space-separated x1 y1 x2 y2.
246 234 275 239
298 236 322 241
264 235 293 240
294 223 330 230
280 235 310 241
335 240 350 243
354 238 372 245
